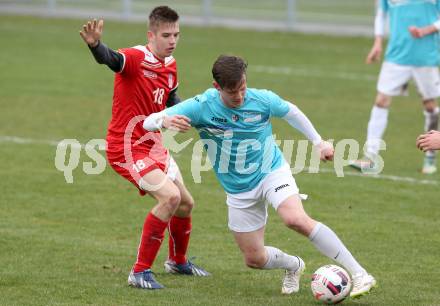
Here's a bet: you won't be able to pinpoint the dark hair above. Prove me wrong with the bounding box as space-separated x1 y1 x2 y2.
148 6 179 31
212 55 248 89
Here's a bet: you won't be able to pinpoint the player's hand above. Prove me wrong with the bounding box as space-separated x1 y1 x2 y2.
366 43 382 64
409 25 437 39
409 26 424 38
315 141 334 162
163 115 191 132
79 19 104 47
416 130 440 151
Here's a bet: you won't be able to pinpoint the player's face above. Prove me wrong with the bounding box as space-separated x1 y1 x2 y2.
214 75 247 108
148 22 180 60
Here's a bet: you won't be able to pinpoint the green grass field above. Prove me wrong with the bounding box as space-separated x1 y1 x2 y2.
1 15 439 306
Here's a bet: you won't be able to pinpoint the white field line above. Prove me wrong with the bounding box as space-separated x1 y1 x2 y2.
302 167 438 186
0 136 60 146
250 65 377 82
1 136 437 186
0 136 104 150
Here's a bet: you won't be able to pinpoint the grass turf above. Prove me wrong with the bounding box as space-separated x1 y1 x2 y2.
0 15 439 305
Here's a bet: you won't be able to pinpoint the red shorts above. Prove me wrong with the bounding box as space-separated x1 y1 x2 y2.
107 148 169 196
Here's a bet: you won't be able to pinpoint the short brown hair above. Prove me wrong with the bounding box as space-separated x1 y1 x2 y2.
148 6 179 31
212 55 248 89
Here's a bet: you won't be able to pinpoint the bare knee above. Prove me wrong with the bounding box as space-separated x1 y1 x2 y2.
175 195 194 217
375 93 391 108
159 191 181 215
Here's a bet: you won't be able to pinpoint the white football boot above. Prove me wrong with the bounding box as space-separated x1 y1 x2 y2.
422 155 437 174
350 272 377 298
281 257 305 294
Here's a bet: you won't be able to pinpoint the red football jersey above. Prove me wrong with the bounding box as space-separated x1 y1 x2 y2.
106 45 178 168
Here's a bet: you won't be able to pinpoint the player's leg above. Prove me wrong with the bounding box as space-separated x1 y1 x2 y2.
413 67 440 174
276 196 363 274
228 197 304 294
165 158 194 266
128 169 182 289
107 153 181 289
262 165 375 297
232 226 304 294
276 196 376 298
365 92 391 160
163 158 210 276
350 62 410 172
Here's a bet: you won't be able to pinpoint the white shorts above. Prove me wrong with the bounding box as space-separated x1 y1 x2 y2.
377 62 440 100
166 156 180 181
138 156 180 192
227 164 300 232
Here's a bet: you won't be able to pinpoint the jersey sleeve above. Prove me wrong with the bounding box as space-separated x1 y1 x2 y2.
379 0 388 13
374 1 386 36
117 48 142 76
164 96 202 125
265 90 290 118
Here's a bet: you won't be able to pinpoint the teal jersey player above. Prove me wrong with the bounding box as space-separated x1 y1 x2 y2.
349 0 440 174
380 0 440 66
164 88 292 194
144 55 377 298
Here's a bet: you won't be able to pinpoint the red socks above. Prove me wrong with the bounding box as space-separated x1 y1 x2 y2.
133 212 168 273
168 215 192 264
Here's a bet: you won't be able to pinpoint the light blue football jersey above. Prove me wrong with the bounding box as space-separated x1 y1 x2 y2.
380 0 440 66
165 88 290 194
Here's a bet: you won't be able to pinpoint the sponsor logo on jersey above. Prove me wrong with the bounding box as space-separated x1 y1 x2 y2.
142 70 157 79
231 114 239 122
243 113 262 123
275 183 289 192
168 73 174 88
211 116 228 123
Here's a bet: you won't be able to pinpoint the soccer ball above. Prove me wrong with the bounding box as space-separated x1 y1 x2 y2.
311 265 351 304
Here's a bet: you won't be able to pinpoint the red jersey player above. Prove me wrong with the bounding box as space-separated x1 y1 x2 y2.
79 6 209 290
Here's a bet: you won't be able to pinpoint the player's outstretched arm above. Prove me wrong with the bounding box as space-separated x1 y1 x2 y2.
163 115 191 132
416 130 440 151
79 19 124 72
281 103 333 162
79 19 103 47
143 111 191 132
281 103 334 162
282 103 321 143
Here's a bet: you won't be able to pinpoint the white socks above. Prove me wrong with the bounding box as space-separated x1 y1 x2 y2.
366 105 389 157
261 223 366 276
309 223 366 276
262 246 300 271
